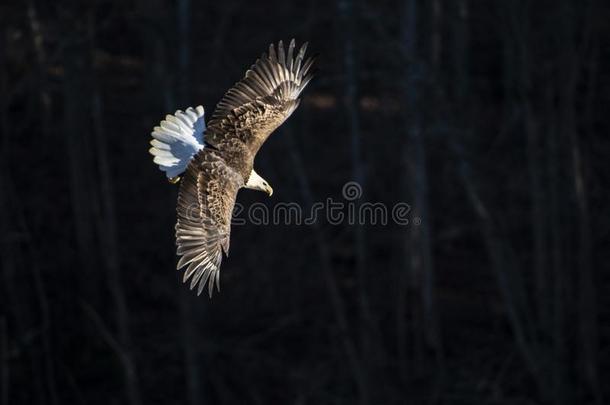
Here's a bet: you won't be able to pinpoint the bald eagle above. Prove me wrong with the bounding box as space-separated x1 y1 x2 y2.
149 39 315 297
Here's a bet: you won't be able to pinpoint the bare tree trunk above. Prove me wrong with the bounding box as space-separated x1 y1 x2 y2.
26 1 51 138
512 2 549 333
430 0 442 69
504 10 554 398
560 1 599 400
0 317 7 405
581 14 601 403
545 83 567 405
2 16 58 402
23 229 57 405
61 22 100 303
88 10 142 405
451 141 542 385
402 0 441 374
427 1 446 399
337 0 374 400
0 26 11 405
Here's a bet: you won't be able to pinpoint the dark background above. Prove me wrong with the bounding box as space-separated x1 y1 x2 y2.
1 0 609 404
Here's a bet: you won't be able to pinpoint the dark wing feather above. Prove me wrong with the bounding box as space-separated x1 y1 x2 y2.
175 148 243 297
205 39 315 156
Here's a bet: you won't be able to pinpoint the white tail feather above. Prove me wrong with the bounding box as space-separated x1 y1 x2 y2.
149 106 206 179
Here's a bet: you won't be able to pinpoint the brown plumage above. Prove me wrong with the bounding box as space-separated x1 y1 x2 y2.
173 39 315 297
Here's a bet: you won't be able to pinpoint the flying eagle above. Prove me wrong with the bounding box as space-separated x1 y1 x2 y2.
149 39 315 297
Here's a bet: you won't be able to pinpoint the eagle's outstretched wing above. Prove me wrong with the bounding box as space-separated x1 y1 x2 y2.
205 39 315 156
175 148 243 297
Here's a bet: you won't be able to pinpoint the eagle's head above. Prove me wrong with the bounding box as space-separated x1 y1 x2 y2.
245 170 273 196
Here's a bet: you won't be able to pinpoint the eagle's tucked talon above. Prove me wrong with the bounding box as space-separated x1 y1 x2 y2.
148 39 315 297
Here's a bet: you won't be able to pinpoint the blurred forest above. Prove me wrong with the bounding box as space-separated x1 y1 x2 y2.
1 0 609 404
